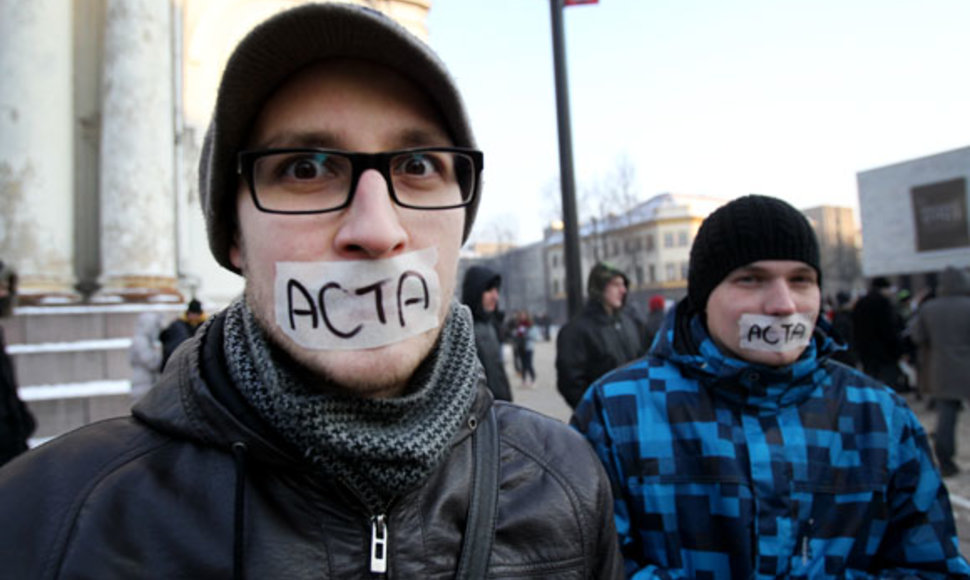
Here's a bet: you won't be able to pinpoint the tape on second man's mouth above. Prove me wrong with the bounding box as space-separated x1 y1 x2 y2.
274 247 441 350
737 312 814 353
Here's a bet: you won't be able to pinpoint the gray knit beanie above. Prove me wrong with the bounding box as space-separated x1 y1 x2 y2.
687 195 821 313
199 3 480 274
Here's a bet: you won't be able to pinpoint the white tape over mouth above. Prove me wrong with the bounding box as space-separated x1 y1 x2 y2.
274 247 441 350
737 312 815 353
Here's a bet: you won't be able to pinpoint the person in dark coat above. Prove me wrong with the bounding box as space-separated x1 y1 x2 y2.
556 262 644 409
852 276 906 391
910 266 970 477
643 294 667 349
829 290 858 367
461 265 513 401
159 298 206 370
0 261 35 468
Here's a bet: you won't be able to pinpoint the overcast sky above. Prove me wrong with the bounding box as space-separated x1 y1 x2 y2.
427 0 970 244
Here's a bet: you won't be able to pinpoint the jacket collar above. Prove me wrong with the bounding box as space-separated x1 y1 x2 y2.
653 299 840 412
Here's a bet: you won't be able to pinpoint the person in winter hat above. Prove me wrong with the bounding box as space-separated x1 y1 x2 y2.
159 298 207 370
461 265 512 401
556 262 644 409
573 194 970 578
0 5 622 578
852 276 908 391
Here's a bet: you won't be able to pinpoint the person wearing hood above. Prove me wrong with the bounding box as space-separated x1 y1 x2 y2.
909 266 970 478
0 6 623 578
556 262 645 409
0 261 35 468
460 265 513 401
573 195 969 578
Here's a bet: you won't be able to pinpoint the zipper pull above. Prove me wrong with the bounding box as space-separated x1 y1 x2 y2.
370 514 388 574
801 518 813 565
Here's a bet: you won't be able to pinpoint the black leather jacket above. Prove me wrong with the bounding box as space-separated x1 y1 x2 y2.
0 312 623 579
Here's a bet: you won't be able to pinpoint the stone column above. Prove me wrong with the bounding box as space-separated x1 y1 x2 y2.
97 0 179 302
0 0 77 303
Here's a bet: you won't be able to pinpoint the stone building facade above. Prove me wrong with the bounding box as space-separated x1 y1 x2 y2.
803 205 863 295
466 193 865 327
0 0 432 307
0 0 431 441
857 145 970 292
544 193 728 323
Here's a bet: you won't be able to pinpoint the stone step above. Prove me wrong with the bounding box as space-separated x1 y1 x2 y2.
5 303 183 440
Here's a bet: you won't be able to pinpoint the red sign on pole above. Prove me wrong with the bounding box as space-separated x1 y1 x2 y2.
564 0 598 5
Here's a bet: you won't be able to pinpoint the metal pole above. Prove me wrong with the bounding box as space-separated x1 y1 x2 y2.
549 0 584 319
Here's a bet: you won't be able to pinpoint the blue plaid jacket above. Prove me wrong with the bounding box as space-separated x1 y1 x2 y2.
573 303 970 579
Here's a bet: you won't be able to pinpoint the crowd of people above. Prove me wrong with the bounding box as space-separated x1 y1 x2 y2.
818 268 970 480
0 4 968 577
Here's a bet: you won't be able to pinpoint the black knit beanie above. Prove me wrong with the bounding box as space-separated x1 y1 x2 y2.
687 195 820 313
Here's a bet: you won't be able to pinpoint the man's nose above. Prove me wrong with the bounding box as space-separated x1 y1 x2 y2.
333 169 408 258
764 279 797 315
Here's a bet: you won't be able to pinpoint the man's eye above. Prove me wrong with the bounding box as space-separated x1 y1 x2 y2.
283 155 330 180
397 154 441 177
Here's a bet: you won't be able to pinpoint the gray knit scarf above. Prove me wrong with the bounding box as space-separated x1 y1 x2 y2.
223 298 479 514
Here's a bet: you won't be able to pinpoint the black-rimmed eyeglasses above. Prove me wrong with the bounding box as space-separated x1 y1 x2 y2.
237 147 483 214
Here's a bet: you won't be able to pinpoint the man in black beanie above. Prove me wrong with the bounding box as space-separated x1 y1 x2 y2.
573 195 969 577
0 5 622 578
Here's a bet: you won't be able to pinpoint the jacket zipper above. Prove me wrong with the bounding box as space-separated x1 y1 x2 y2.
370 514 389 574
800 517 814 566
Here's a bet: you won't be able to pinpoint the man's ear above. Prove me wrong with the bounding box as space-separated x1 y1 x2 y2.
229 231 244 271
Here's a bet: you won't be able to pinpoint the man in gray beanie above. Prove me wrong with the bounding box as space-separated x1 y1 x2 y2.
0 5 621 578
573 195 969 577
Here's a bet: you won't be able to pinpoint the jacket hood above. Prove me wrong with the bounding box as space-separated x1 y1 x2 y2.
461 265 501 322
649 299 843 411
586 262 628 306
133 316 292 465
938 266 970 297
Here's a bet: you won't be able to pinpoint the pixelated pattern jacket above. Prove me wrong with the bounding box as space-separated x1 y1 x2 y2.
573 304 970 579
